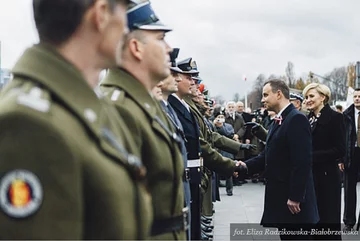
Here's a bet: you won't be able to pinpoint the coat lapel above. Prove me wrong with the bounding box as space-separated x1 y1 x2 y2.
169 95 193 122
225 113 235 126
267 104 295 143
312 104 333 134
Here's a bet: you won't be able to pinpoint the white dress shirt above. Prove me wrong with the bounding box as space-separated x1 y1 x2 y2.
276 103 291 118
355 106 359 133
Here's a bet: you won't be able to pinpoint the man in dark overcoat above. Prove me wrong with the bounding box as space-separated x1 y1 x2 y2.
343 88 360 231
242 79 319 240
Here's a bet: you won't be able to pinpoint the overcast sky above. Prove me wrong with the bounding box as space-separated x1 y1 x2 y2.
0 0 359 99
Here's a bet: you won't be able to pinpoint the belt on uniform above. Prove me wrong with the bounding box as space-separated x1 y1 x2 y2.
151 207 189 236
187 158 203 168
183 168 190 182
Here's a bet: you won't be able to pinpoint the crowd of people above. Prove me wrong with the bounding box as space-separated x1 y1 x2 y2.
0 0 359 241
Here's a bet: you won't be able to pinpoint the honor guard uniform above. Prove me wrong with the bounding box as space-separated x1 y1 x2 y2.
100 1 187 240
168 56 203 240
177 58 254 216
176 58 216 239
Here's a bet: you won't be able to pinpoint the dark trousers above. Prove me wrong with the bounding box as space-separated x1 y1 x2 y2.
343 148 360 227
189 166 202 241
226 176 233 194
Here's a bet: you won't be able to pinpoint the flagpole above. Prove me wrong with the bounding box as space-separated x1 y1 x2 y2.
243 75 247 108
245 90 248 109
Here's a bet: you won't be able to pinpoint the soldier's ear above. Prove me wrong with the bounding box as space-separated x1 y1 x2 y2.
90 0 112 33
128 38 144 61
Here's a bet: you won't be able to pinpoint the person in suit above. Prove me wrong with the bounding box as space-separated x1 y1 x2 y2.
225 101 246 143
225 101 246 188
236 101 253 122
241 79 319 240
100 1 186 239
302 83 345 240
342 89 360 231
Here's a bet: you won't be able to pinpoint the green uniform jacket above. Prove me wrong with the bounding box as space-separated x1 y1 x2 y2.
100 68 186 240
184 99 237 177
0 44 152 239
253 125 268 142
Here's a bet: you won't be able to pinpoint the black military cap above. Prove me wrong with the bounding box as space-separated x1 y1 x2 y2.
169 48 183 74
177 58 199 74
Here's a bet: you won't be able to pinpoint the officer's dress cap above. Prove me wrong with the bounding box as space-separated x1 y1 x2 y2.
190 60 203 83
177 58 199 75
169 48 183 74
127 0 172 32
290 92 304 102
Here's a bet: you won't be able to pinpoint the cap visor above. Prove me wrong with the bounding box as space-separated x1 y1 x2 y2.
138 21 172 32
170 67 183 73
181 69 199 74
192 76 202 80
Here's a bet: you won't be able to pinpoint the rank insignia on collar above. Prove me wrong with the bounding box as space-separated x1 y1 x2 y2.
0 170 43 218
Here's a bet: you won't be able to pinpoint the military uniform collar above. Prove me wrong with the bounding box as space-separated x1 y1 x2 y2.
102 67 157 117
11 44 102 134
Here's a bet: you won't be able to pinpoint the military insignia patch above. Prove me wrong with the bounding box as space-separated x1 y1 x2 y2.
0 170 43 218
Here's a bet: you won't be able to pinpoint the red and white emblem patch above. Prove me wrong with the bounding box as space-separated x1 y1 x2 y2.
0 170 43 218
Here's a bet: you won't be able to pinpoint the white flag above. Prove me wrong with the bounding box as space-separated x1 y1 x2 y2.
346 87 355 108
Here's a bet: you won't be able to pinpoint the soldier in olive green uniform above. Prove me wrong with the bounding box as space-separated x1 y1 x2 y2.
178 58 255 218
0 0 152 239
100 1 186 240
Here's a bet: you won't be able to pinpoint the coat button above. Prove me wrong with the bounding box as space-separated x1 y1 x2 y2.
84 108 97 123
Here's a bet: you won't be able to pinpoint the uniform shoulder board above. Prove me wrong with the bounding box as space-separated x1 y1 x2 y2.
99 87 126 104
108 89 126 104
16 87 50 113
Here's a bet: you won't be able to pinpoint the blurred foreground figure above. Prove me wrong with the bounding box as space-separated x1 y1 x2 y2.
0 0 152 239
100 1 187 240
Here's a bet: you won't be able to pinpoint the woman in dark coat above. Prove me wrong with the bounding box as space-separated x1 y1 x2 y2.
303 83 346 240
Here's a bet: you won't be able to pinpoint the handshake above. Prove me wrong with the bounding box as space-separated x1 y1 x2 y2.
234 161 248 174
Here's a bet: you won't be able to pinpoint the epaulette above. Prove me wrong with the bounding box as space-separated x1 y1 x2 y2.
101 87 126 104
15 86 51 113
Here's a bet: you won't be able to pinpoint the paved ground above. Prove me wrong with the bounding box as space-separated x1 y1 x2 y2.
213 181 360 241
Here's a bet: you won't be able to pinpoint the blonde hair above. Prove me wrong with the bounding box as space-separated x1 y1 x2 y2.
302 83 331 104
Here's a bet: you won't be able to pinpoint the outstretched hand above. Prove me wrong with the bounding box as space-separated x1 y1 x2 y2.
245 122 260 131
240 144 257 150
